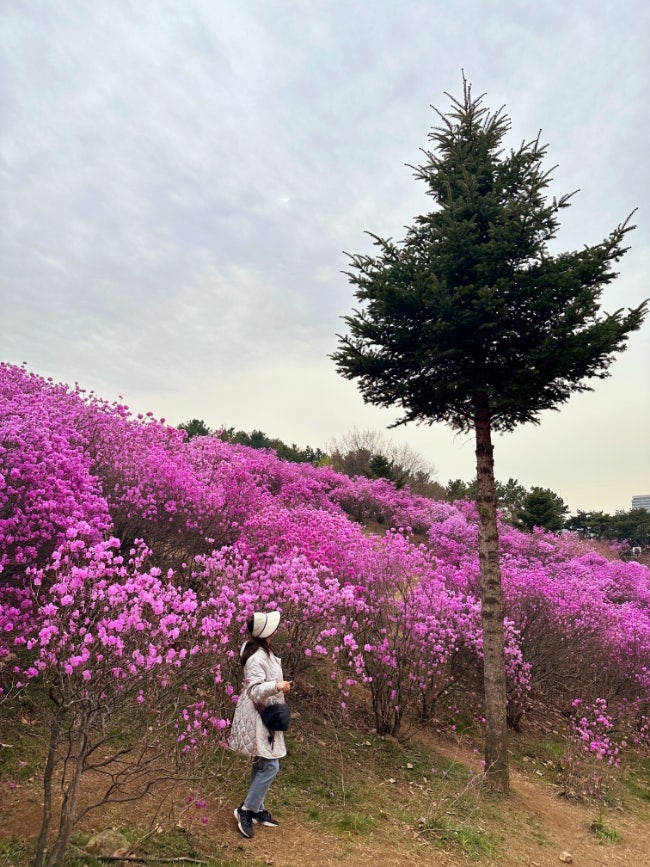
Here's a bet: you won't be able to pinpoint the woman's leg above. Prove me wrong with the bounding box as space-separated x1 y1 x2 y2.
242 757 280 813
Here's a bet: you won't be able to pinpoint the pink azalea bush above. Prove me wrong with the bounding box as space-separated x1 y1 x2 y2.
0 360 648 855
0 365 110 582
2 364 649 719
563 697 623 799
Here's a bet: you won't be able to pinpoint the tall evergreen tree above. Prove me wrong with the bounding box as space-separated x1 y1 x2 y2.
332 78 646 792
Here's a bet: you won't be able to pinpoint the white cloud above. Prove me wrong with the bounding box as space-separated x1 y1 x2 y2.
1 0 648 513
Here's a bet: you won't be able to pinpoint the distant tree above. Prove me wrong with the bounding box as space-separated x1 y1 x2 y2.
178 418 213 439
332 78 646 791
564 509 650 548
564 509 611 539
328 428 441 495
407 470 446 499
270 439 324 464
218 427 323 465
328 429 384 477
516 487 568 532
609 508 650 546
300 445 326 464
367 452 397 483
496 478 528 523
446 477 531 525
218 427 266 448
217 426 239 442
566 508 650 547
445 478 478 502
563 510 589 536
247 429 270 449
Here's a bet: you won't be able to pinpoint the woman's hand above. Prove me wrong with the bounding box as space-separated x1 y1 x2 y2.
276 680 292 694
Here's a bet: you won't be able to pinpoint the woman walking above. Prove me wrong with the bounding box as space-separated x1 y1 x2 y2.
229 610 292 839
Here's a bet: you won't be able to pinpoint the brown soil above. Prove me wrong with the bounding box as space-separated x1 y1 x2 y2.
3 732 648 867
422 735 650 867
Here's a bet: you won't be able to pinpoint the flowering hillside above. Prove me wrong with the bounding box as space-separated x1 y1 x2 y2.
1 362 649 863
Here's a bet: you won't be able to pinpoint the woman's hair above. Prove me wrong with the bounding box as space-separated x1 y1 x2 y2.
240 616 273 665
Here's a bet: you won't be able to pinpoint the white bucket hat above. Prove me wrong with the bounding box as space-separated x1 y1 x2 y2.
251 610 281 639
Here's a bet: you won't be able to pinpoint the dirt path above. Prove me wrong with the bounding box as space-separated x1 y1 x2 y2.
182 762 650 867
415 735 649 867
3 736 648 866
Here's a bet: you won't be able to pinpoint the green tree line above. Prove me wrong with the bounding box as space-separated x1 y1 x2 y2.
178 419 324 464
564 508 650 547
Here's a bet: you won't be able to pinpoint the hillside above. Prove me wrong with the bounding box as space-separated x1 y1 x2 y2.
1 363 649 865
2 695 649 866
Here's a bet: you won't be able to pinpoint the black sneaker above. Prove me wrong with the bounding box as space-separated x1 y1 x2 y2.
252 809 279 827
234 806 254 838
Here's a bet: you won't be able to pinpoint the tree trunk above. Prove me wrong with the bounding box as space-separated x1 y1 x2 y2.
474 401 510 794
46 710 93 867
34 702 64 867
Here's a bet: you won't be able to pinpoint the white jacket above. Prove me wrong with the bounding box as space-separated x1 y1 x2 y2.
229 646 287 759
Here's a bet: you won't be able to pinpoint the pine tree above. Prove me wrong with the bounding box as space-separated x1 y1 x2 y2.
178 418 213 439
516 487 568 532
367 452 397 483
332 77 647 792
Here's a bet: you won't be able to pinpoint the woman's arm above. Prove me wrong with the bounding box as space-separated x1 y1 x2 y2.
245 653 286 704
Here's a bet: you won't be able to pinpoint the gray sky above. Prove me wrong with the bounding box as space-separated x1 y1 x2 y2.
2 0 648 515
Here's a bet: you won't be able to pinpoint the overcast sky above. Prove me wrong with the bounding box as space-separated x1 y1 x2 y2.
2 0 648 515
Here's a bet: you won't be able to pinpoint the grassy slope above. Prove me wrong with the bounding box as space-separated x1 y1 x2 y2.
1 686 649 867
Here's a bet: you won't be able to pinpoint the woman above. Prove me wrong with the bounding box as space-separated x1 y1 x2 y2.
229 610 292 839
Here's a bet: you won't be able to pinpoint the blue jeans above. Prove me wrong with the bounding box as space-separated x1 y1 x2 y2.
242 757 280 813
